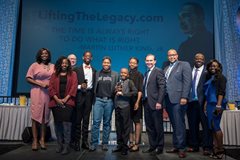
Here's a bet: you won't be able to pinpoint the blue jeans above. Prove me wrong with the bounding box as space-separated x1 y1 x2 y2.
91 97 114 146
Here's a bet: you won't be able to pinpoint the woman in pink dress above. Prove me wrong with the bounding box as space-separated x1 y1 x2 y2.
26 48 54 151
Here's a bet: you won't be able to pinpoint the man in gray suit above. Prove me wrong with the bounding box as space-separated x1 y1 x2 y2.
142 54 166 155
164 49 192 158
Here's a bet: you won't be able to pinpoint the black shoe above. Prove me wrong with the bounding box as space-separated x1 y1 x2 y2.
112 146 122 152
153 148 163 155
121 149 128 155
187 147 199 152
69 141 75 149
178 151 186 158
166 148 179 153
61 145 70 155
74 142 80 151
82 142 89 150
142 148 155 153
89 145 96 152
203 150 211 156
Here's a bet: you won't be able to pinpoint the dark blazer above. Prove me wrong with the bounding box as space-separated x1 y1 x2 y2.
73 65 96 92
144 67 166 110
189 67 207 107
48 72 78 107
164 61 192 104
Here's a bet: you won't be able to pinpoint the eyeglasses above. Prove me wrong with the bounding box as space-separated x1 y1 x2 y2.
129 62 137 65
168 54 177 57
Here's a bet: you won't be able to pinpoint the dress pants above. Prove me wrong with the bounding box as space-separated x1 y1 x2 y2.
74 90 94 143
55 121 72 146
187 101 213 150
115 106 131 150
165 95 187 150
143 100 164 150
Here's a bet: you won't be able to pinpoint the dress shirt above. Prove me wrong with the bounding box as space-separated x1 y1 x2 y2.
192 65 204 99
165 62 176 80
144 66 154 98
83 63 93 89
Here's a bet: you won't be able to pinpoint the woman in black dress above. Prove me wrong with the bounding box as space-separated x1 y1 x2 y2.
128 57 143 152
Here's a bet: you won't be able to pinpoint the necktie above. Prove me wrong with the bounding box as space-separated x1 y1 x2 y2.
192 69 198 99
144 70 150 98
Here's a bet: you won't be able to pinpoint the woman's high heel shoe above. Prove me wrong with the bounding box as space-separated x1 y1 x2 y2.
32 142 38 151
39 140 47 150
129 145 139 152
128 142 134 149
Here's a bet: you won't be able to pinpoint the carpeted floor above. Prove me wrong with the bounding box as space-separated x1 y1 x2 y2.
0 134 239 160
224 147 240 160
0 144 23 155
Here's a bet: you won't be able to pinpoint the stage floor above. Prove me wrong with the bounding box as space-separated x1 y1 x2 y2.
0 133 237 160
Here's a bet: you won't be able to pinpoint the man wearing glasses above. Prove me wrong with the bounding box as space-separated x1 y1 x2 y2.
164 49 192 158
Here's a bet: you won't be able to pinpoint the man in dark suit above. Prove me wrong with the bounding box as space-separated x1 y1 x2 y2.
164 49 192 158
142 54 166 155
72 51 96 151
186 53 212 155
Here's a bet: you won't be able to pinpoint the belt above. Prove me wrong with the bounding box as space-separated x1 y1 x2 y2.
97 96 111 100
78 89 93 93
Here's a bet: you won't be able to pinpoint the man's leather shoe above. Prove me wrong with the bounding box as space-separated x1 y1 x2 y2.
166 148 179 153
70 141 75 149
74 142 80 151
89 145 96 152
154 148 163 155
187 147 199 152
112 146 122 152
142 148 155 153
82 142 89 150
203 150 211 156
121 149 128 155
178 151 186 158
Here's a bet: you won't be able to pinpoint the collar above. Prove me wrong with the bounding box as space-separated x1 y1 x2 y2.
148 65 155 72
193 65 204 72
83 63 91 69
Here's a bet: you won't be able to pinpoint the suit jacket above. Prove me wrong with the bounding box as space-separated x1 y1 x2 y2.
144 67 166 110
164 61 192 104
189 67 207 107
73 65 96 94
48 72 78 107
94 70 119 101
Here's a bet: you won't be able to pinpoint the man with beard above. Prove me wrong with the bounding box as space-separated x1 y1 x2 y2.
164 49 192 158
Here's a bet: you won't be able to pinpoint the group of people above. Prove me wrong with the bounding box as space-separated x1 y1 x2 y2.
26 48 227 159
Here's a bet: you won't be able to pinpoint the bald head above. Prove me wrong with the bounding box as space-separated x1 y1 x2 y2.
194 53 205 68
167 49 178 63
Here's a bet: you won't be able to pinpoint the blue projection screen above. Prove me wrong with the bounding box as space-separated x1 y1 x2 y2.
15 0 213 94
